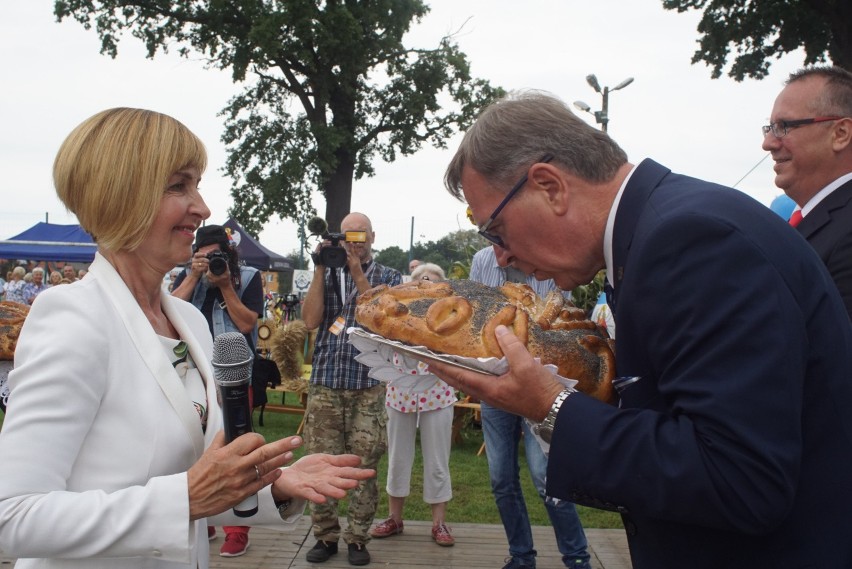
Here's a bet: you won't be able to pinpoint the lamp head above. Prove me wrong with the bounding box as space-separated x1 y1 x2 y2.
613 77 634 91
585 74 601 93
573 100 591 112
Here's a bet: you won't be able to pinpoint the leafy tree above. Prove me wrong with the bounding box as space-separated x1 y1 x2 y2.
374 229 486 275
55 0 503 234
373 245 409 273
662 0 852 80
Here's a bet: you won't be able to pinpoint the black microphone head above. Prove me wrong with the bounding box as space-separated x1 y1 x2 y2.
212 332 253 385
307 216 328 236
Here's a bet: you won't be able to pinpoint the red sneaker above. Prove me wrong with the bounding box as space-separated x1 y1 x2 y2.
432 523 455 547
370 517 404 538
219 531 250 557
207 526 216 541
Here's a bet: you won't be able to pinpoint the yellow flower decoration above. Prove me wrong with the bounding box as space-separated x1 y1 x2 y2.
466 206 476 226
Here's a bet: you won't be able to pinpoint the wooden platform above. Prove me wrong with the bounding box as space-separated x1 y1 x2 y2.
206 517 632 569
0 517 631 568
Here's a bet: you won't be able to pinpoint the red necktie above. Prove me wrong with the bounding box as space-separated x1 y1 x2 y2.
789 209 803 228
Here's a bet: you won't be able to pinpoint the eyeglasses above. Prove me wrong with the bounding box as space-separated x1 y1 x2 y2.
477 153 554 247
761 116 844 138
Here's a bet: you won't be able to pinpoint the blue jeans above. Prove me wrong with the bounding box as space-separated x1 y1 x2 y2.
481 402 590 567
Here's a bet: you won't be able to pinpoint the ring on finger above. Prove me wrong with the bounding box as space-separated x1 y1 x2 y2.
254 465 261 481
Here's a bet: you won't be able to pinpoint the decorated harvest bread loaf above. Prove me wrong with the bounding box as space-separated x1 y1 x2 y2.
0 301 30 361
355 279 616 403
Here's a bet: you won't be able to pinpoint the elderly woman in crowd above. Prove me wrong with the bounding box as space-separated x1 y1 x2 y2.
48 271 63 286
409 263 445 282
0 108 373 569
370 262 457 547
3 266 27 304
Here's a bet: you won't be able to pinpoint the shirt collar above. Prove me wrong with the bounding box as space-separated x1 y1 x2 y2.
604 163 639 290
800 172 852 217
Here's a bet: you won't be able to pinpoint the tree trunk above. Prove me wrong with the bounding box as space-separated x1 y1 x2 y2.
323 151 355 232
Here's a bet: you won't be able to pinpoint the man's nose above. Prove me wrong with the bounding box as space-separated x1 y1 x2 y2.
762 130 781 152
493 244 512 267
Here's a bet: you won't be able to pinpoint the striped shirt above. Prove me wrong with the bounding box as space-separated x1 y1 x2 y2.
469 246 567 299
311 260 402 390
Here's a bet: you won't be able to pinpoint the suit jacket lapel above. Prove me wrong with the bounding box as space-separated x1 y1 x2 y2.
161 293 220 446
611 159 671 293
797 180 852 238
90 253 206 459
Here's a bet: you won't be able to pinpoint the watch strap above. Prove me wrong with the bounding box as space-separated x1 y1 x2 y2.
535 388 574 443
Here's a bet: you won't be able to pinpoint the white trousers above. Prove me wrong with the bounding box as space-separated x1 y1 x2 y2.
385 404 453 503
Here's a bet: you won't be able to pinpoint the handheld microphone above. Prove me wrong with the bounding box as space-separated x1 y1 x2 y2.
212 332 258 517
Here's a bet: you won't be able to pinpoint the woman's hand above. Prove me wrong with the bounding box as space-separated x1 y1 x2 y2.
271 454 376 504
426 325 563 422
187 431 300 520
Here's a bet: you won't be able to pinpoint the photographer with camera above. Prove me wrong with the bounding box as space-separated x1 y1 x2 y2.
171 224 264 557
301 212 401 566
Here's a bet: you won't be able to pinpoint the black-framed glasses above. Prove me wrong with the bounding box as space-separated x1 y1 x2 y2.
477 153 554 247
761 116 844 138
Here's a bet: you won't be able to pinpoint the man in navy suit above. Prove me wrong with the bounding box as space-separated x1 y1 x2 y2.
763 65 852 321
429 91 852 568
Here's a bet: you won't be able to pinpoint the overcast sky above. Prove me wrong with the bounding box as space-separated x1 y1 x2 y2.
1 0 806 256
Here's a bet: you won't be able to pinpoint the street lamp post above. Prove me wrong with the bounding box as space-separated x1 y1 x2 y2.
573 74 633 132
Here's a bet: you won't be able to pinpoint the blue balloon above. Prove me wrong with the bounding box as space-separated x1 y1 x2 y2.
769 194 796 220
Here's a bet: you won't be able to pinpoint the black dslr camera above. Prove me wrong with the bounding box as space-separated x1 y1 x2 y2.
307 217 366 269
206 251 230 276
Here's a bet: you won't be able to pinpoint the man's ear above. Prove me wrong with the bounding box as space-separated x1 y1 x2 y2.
833 117 852 152
529 162 569 215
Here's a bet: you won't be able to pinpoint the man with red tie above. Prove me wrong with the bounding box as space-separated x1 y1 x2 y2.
763 65 852 320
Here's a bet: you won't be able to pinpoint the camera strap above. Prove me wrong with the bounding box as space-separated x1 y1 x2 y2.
329 267 343 307
347 262 375 304
331 261 376 315
328 262 375 336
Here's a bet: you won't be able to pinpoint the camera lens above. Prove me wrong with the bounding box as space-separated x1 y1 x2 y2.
208 254 228 275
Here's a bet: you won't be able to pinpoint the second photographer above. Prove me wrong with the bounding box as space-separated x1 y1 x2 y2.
171 224 264 558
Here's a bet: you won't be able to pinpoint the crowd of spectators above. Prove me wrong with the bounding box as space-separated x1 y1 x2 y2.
2 262 81 304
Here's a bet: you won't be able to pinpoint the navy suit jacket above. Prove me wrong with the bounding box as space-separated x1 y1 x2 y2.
797 179 852 321
546 160 852 568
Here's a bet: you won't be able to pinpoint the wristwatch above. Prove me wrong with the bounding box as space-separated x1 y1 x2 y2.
533 389 574 444
274 497 292 519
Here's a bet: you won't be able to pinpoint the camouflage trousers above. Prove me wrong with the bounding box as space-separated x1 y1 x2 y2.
303 383 388 545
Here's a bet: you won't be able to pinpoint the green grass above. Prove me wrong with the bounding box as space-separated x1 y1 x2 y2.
257 391 622 529
0 393 621 529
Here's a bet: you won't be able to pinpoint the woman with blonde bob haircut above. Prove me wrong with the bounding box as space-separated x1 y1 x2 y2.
0 108 374 569
53 108 209 252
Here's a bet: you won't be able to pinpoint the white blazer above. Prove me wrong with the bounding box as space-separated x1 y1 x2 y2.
0 253 302 568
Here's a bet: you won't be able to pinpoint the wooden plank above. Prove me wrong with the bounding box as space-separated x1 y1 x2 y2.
206 517 631 569
3 518 630 569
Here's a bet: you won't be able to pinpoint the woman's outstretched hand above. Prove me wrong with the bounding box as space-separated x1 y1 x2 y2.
272 453 375 504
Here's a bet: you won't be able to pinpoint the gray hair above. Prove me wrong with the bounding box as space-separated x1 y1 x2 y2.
444 90 628 200
31 267 45 276
787 66 852 117
410 263 446 281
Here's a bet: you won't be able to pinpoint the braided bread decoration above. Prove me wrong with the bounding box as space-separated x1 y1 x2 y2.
0 301 30 361
355 279 615 403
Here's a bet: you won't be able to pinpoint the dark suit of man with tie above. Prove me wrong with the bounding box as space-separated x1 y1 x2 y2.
429 92 852 568
763 65 852 321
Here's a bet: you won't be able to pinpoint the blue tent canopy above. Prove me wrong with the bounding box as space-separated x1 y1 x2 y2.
0 222 96 263
223 218 291 272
